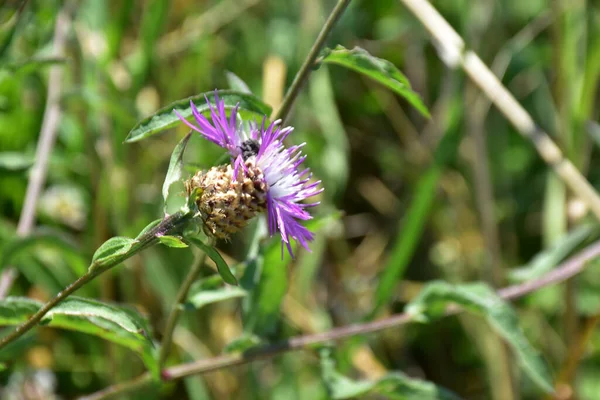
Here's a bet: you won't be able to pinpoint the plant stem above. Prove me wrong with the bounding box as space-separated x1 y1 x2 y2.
0 212 192 351
397 0 600 221
158 242 211 369
0 270 99 349
0 4 71 299
273 0 351 123
80 374 153 400
80 236 600 400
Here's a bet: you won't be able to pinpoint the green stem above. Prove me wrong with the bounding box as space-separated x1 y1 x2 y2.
158 240 212 369
0 211 192 351
273 0 351 123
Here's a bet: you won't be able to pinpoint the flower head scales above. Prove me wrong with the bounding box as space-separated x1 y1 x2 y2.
176 91 322 256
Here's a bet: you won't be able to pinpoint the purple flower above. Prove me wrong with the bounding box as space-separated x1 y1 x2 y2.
175 91 323 257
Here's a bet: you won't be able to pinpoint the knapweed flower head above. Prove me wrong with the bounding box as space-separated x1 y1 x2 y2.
175 91 323 257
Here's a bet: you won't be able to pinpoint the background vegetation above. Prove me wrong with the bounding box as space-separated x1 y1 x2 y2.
2 0 600 399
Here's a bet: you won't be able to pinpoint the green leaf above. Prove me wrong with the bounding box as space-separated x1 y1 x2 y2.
187 237 238 285
0 296 157 376
0 297 43 325
162 132 192 215
90 236 136 270
224 333 261 353
0 152 34 171
2 57 66 73
509 224 595 282
158 235 188 248
320 46 430 117
1 229 81 272
135 219 162 239
320 348 461 399
370 126 462 319
241 213 342 336
125 90 272 142
185 279 246 310
225 71 252 94
405 281 554 394
0 8 20 59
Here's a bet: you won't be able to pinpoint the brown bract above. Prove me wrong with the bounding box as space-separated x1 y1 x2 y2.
186 160 268 240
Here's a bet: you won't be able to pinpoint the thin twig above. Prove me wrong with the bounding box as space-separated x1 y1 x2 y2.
397 0 600 221
158 245 211 369
0 5 70 299
274 0 351 123
80 237 600 400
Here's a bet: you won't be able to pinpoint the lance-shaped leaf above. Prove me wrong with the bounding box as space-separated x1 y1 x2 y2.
0 296 158 376
406 281 554 394
241 212 342 336
320 348 461 399
319 46 429 117
90 236 136 270
184 276 247 310
187 236 238 285
0 152 34 171
225 71 252 94
509 224 595 282
125 90 272 142
162 132 192 215
1 229 83 274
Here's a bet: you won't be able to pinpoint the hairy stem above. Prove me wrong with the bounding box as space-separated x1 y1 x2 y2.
274 0 351 123
0 212 191 351
158 242 211 369
80 236 600 400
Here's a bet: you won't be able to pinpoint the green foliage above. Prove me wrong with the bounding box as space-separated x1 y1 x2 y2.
406 281 554 393
0 296 158 376
158 235 188 248
320 348 461 399
0 152 34 171
90 236 136 270
320 45 430 117
370 124 462 318
187 236 238 285
162 132 192 215
4 1 600 399
125 90 272 143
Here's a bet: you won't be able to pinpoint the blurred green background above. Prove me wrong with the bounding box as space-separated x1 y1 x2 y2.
2 0 600 399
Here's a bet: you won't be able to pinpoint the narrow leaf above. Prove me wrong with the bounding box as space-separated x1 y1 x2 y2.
158 235 188 248
241 213 342 336
406 281 554 394
320 46 430 117
125 90 272 142
370 126 462 318
0 297 43 325
225 71 252 94
185 283 246 310
90 236 136 269
1 229 80 271
320 348 461 399
0 296 157 376
509 224 595 282
187 237 238 285
162 132 192 214
135 219 162 239
224 333 261 353
0 152 34 171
